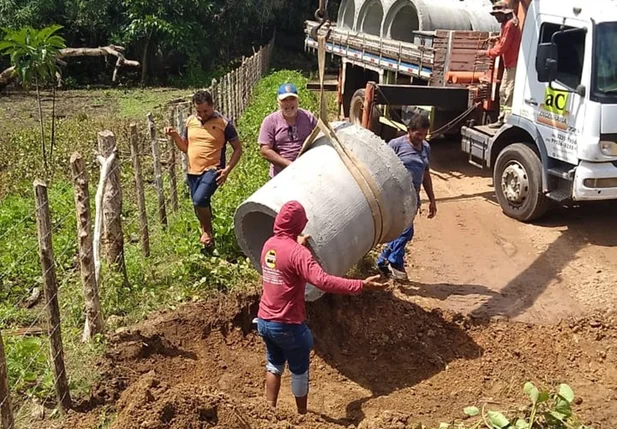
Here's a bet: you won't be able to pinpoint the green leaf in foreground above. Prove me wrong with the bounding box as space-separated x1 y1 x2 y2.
559 383 575 403
487 411 510 428
515 419 529 429
524 381 539 404
464 406 480 417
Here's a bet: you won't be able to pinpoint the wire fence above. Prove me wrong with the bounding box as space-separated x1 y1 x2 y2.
0 37 273 429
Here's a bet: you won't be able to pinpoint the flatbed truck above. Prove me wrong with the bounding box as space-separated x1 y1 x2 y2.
305 0 617 221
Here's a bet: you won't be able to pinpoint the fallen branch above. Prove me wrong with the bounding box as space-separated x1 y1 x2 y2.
0 44 140 88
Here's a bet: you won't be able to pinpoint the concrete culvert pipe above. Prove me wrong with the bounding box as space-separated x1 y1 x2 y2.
358 0 385 36
378 0 498 39
234 122 417 301
339 0 356 30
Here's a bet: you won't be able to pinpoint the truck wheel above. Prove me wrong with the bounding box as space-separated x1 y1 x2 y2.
493 143 550 222
349 88 366 125
349 88 382 135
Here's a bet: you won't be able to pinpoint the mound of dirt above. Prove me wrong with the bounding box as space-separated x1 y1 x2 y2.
113 372 252 428
111 369 342 429
59 290 617 429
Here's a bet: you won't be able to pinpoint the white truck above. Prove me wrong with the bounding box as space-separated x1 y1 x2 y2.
305 0 617 221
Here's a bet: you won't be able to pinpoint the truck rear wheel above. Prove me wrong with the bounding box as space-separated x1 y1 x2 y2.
349 88 382 135
493 143 550 222
349 88 366 126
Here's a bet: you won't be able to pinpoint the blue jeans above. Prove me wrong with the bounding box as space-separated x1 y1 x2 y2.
377 224 414 270
257 319 314 375
187 169 218 208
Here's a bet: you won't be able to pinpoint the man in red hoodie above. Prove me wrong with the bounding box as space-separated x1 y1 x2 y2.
256 200 385 414
478 0 522 128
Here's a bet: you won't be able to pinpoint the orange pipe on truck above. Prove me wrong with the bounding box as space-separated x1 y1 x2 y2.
446 71 488 84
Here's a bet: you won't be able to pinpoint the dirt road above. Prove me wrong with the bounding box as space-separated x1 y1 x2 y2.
408 139 617 324
60 139 617 429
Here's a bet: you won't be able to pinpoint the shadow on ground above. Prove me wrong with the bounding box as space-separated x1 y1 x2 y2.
307 291 483 424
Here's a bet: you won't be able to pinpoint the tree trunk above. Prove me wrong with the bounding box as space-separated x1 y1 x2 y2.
1 45 140 89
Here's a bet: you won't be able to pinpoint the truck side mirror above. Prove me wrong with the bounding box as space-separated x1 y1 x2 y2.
536 43 558 82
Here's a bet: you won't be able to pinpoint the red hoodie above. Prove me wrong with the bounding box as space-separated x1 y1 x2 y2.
258 201 364 324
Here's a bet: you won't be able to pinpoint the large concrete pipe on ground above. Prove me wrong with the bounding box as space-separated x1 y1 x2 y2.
234 123 417 301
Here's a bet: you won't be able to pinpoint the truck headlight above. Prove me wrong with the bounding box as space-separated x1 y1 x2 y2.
600 140 617 156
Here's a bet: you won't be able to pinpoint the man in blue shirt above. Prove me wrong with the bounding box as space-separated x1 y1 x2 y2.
377 114 437 280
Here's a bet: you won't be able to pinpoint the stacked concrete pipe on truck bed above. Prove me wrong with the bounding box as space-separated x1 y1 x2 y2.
339 0 498 41
234 123 417 301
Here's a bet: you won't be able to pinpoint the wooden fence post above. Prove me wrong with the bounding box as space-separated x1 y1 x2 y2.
230 69 235 121
175 107 188 188
97 131 128 281
240 56 248 113
220 76 228 117
129 124 150 256
167 108 179 212
211 78 218 107
70 152 104 342
233 68 239 121
147 113 168 228
0 330 14 429
33 180 72 412
226 72 232 119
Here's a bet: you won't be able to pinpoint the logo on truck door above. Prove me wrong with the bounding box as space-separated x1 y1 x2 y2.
537 87 570 131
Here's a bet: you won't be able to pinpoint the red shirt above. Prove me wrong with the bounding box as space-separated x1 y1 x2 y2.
257 201 363 324
488 19 521 68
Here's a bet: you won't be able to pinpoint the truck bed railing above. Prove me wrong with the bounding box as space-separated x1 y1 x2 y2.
304 20 435 80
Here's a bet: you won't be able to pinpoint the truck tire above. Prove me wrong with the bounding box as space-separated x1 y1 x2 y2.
349 88 382 135
493 143 551 222
349 88 366 126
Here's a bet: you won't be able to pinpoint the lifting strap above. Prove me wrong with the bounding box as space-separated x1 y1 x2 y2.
299 33 387 248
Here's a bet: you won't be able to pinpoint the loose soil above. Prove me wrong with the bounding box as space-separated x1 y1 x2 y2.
47 141 617 428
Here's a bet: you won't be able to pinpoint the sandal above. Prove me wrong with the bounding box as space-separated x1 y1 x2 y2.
200 238 216 256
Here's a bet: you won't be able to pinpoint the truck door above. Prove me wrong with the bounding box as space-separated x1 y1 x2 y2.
521 15 589 165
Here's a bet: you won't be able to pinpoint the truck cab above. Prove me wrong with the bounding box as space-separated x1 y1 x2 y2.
462 0 617 221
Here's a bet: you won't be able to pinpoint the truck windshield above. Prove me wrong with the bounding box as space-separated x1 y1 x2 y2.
593 22 617 100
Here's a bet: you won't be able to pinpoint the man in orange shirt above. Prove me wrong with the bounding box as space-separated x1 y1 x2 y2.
165 90 243 251
478 0 522 128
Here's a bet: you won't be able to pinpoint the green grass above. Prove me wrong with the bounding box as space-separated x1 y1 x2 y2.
0 70 320 414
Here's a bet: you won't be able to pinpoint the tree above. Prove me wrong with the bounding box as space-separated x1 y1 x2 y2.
0 25 66 172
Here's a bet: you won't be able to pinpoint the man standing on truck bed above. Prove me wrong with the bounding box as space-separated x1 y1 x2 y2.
258 83 317 177
478 0 522 128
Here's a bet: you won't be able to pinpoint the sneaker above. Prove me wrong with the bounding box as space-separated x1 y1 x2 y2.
488 121 504 129
390 265 408 281
377 263 392 277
